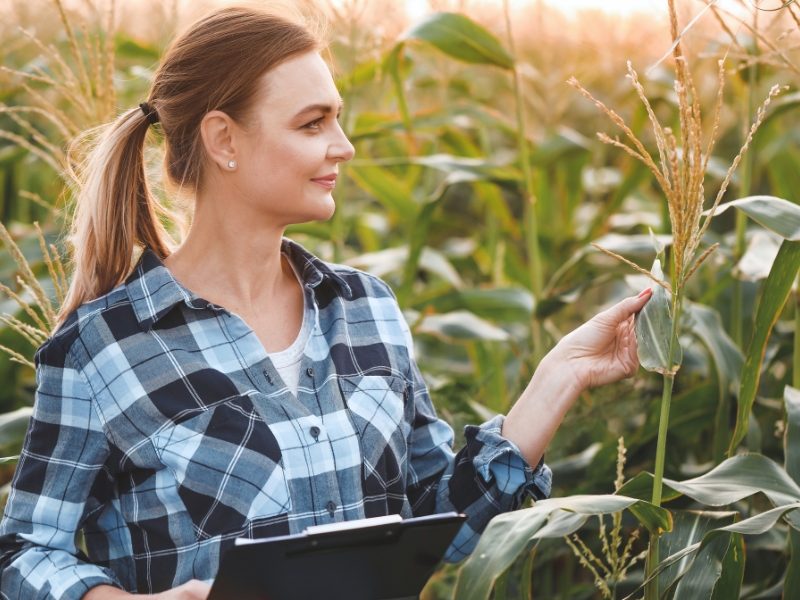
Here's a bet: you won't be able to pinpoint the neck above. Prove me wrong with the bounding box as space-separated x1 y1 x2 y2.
163 186 294 312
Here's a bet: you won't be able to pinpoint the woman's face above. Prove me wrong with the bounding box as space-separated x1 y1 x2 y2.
204 51 355 226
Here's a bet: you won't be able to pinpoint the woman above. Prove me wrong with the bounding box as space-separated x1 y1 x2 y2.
0 5 651 599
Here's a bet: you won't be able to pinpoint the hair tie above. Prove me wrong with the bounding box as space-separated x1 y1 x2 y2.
139 102 160 125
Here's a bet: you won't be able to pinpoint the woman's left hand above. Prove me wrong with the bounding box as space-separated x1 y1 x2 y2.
502 288 652 469
551 288 652 392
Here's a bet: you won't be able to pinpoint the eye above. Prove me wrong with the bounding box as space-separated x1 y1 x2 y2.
304 117 324 130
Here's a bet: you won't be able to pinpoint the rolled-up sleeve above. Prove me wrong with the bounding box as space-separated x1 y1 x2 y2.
0 336 122 599
395 305 552 563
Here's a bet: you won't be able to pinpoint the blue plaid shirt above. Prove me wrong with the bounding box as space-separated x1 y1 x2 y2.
0 238 551 599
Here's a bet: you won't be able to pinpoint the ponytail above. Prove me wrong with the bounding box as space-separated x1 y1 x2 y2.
57 106 177 330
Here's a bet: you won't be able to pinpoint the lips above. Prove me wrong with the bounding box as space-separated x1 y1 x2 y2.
311 174 337 189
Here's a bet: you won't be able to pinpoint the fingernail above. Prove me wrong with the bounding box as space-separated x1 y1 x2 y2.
637 288 652 298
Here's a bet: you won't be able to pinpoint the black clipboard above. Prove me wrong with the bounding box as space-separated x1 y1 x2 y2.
208 512 467 600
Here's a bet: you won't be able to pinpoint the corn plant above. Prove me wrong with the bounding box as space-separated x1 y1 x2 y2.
566 0 783 593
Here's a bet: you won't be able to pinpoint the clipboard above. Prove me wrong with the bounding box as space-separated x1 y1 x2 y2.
208 512 468 600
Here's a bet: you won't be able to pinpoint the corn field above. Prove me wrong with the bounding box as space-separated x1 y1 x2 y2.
5 0 800 597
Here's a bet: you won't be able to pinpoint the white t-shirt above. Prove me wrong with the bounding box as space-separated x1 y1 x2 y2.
268 253 313 397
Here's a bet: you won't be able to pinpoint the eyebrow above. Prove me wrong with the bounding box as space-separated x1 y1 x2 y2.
294 99 344 119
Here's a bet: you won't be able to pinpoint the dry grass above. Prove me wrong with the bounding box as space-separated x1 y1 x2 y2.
565 437 646 599
0 0 117 187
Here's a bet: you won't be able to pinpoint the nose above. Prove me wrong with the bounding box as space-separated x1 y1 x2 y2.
329 122 356 163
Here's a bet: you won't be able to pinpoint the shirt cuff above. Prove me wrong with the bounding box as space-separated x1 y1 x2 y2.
464 414 553 505
1 546 124 600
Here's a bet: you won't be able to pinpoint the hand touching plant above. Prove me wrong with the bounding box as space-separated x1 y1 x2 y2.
552 289 652 391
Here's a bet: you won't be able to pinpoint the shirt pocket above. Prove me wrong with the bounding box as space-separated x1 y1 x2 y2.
152 394 292 541
337 375 410 512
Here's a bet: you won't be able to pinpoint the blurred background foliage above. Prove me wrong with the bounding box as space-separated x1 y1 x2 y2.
3 0 800 597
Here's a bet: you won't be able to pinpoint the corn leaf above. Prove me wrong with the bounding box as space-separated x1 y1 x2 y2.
682 303 743 464
417 310 509 342
663 454 800 532
399 12 515 70
454 495 672 600
621 453 800 527
730 240 800 453
709 196 800 241
635 259 682 373
709 531 745 600
0 407 32 457
345 246 461 288
630 504 800 600
414 287 534 322
346 165 417 215
783 386 800 598
657 510 741 600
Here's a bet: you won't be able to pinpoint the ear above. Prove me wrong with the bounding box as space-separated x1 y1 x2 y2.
200 110 237 170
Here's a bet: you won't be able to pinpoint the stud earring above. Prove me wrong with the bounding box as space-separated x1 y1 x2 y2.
228 160 235 168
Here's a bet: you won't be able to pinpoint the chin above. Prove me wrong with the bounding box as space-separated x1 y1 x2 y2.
292 196 336 223
313 196 337 221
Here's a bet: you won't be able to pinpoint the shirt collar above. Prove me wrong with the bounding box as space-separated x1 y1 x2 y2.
125 237 352 331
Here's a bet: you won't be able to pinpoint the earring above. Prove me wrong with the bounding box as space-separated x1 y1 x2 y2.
228 160 235 169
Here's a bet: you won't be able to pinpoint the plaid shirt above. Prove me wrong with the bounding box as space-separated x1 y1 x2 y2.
0 239 551 599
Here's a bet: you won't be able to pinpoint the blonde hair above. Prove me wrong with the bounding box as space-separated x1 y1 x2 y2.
58 4 320 329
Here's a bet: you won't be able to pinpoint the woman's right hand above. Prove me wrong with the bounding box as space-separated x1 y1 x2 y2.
84 580 211 599
154 580 212 599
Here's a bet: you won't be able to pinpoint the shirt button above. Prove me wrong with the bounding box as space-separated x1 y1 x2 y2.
326 501 336 516
306 367 314 378
310 426 320 440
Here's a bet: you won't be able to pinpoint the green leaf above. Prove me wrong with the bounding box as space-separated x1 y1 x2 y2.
519 548 535 600
592 233 673 255
529 127 592 166
382 43 413 134
734 231 781 282
730 240 800 453
114 34 160 61
0 146 27 169
399 12 515 70
417 310 510 342
0 407 32 457
663 454 800 525
657 510 741 599
346 165 417 215
683 303 742 394
783 386 800 598
709 196 800 241
616 472 682 503
335 59 379 90
710 531 745 600
345 245 462 289
632 503 800 600
588 384 717 482
635 259 682 373
785 386 800 484
454 495 672 600
414 287 534 322
399 199 443 306
682 303 743 464
349 104 517 142
548 443 601 483
411 154 520 183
